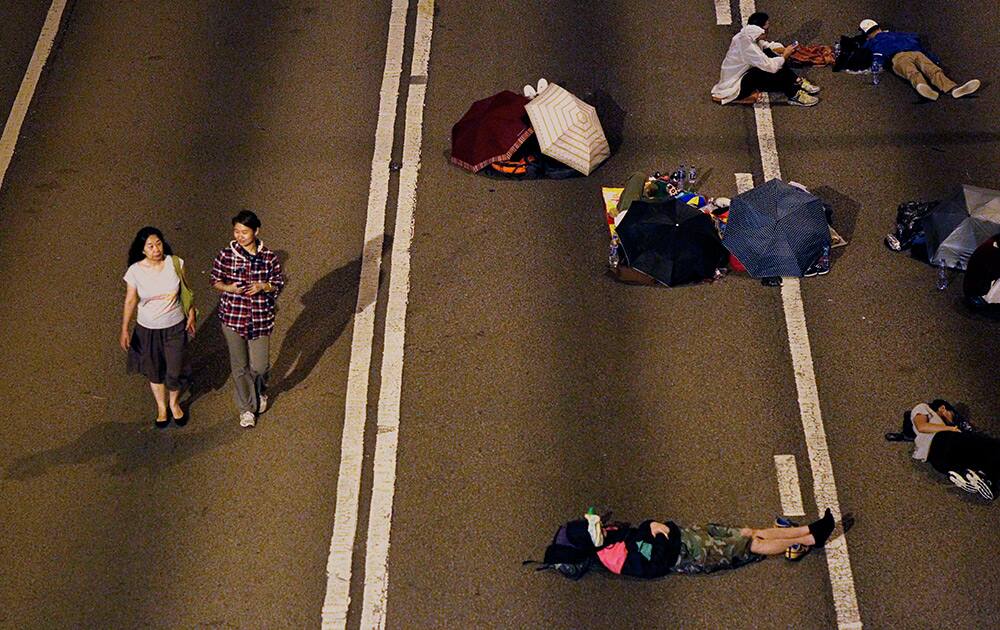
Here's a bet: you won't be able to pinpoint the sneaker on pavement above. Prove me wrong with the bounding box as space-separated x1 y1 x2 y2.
788 90 819 107
258 394 269 414
915 83 939 100
799 78 821 94
523 84 537 99
951 79 981 98
948 470 977 494
965 470 995 500
239 411 256 428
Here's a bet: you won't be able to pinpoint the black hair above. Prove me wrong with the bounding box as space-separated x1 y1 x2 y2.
929 399 955 414
232 209 261 231
127 226 172 267
747 12 769 27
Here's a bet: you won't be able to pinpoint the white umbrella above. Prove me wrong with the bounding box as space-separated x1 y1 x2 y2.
525 84 610 176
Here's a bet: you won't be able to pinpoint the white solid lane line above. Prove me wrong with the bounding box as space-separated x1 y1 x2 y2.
714 0 732 25
773 455 806 517
0 0 68 190
737 1 863 625
360 0 435 628
321 1 410 627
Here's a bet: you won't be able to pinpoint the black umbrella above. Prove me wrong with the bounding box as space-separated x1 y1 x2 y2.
616 199 727 287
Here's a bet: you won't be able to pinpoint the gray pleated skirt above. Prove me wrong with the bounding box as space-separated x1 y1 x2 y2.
127 320 190 389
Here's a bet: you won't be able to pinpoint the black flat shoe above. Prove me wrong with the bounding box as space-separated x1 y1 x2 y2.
171 408 188 427
155 417 170 429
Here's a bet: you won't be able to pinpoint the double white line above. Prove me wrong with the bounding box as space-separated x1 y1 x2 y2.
321 1 434 628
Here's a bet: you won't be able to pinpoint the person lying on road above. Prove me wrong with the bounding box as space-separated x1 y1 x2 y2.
909 399 997 501
712 11 821 107
538 508 837 579
859 19 980 101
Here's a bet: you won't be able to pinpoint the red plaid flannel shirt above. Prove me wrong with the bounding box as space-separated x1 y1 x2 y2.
210 241 285 339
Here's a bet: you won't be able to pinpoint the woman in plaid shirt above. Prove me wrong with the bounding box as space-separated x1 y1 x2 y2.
210 210 285 428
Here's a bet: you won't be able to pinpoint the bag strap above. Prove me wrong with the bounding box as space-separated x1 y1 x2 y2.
172 256 196 317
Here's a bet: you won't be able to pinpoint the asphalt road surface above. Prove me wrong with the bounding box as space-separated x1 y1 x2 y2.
1 2 998 629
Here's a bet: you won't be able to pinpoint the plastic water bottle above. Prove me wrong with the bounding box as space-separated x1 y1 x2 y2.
936 259 948 290
871 53 884 85
833 42 841 59
609 235 620 269
688 165 698 189
676 164 687 190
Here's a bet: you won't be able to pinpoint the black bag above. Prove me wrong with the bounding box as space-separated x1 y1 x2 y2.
885 410 917 442
524 518 599 580
884 200 938 252
833 34 873 72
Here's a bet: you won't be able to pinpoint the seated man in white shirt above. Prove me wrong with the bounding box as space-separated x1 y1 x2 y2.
712 12 821 107
911 399 997 501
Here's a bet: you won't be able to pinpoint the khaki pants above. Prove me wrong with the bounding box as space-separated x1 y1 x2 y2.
222 324 270 413
891 51 956 93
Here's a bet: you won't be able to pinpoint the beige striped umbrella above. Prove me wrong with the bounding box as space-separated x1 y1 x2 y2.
525 84 610 175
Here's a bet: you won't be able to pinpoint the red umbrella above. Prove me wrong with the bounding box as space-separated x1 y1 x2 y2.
450 90 534 173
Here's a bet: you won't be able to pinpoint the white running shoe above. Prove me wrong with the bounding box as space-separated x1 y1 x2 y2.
239 411 256 428
523 84 537 99
536 77 549 94
951 79 980 98
948 470 977 493
916 83 939 100
258 394 268 414
965 470 995 500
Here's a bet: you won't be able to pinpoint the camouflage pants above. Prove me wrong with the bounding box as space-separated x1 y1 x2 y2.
672 524 765 575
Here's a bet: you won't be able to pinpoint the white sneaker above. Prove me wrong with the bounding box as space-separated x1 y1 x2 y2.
916 83 939 100
258 394 268 414
951 79 980 98
536 77 549 94
948 470 976 493
522 84 537 99
965 470 995 500
239 411 256 428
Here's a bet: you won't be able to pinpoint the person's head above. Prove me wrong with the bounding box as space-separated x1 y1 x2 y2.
747 12 769 29
930 399 957 424
231 209 261 248
859 19 880 38
128 226 172 266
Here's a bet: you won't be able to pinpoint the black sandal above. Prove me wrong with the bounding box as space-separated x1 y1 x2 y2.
155 417 170 429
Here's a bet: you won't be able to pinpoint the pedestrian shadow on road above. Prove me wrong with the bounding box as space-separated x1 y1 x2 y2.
269 236 390 401
3 420 239 480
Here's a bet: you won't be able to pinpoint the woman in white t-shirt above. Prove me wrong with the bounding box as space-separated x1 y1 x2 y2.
120 227 197 428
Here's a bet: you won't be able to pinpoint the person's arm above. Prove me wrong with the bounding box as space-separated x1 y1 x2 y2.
745 42 792 73
120 283 139 350
759 38 785 53
210 251 243 294
648 521 671 539
245 254 285 297
913 413 960 434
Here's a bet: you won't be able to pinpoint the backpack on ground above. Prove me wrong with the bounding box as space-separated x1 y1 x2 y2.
523 516 604 580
